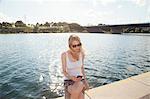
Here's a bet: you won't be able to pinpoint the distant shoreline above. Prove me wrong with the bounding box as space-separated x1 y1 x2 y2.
121 33 150 36
0 21 150 34
0 33 150 36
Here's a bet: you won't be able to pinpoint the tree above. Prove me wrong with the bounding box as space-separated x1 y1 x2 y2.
69 23 85 32
52 23 58 26
36 22 40 27
2 22 12 28
0 23 2 29
15 20 26 27
44 22 50 27
98 23 105 26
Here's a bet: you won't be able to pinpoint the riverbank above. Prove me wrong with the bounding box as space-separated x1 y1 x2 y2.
57 72 150 99
1 22 150 34
121 33 150 36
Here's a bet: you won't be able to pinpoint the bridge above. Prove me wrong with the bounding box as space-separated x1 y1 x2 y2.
84 23 150 33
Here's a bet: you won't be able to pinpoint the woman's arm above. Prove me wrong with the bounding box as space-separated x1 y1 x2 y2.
81 52 90 90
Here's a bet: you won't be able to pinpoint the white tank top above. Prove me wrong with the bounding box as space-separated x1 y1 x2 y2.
64 51 83 80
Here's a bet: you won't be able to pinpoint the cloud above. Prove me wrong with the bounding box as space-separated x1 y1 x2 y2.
147 6 150 20
84 9 115 25
92 0 117 6
117 5 123 9
131 0 147 7
148 7 150 13
0 12 12 22
0 0 149 25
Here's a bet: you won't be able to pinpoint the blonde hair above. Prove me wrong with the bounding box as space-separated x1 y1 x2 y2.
68 34 86 55
68 34 81 48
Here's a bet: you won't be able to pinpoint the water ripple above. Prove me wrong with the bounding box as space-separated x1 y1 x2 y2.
0 33 150 99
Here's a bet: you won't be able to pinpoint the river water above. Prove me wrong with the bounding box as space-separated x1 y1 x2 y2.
0 33 150 99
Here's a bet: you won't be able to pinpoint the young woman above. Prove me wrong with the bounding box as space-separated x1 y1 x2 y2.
61 34 89 99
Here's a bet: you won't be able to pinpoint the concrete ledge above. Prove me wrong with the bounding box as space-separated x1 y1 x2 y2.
57 72 150 99
139 94 150 99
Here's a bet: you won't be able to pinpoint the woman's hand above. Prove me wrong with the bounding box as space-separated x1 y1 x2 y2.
84 80 90 91
71 76 81 82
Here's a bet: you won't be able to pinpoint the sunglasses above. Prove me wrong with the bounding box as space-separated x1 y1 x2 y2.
72 43 82 48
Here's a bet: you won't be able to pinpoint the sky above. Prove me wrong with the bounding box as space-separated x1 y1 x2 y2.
0 0 150 26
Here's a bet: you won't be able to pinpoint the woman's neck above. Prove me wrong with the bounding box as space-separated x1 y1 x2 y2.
69 50 79 55
69 50 80 61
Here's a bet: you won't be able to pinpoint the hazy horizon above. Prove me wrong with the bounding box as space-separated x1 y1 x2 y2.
0 0 150 26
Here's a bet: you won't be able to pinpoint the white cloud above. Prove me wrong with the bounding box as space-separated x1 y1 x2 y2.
0 12 12 22
8 0 82 3
117 5 123 9
92 0 117 6
84 9 115 25
147 6 150 21
0 0 148 25
131 0 147 6
148 7 150 13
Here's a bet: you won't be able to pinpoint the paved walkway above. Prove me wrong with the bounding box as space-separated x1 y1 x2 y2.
57 72 150 99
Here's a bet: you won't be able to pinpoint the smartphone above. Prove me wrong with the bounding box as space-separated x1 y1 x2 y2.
77 75 82 78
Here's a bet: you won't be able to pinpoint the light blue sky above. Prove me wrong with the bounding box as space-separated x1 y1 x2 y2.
0 0 149 26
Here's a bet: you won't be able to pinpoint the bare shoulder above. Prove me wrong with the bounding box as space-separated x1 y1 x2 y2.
61 51 67 58
81 51 85 58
